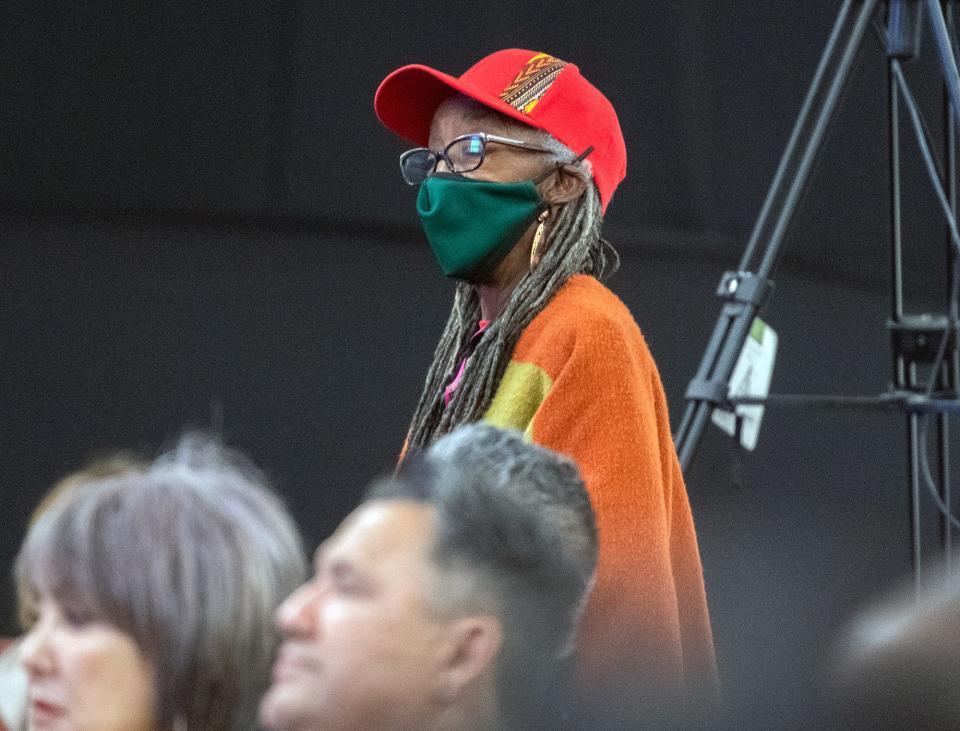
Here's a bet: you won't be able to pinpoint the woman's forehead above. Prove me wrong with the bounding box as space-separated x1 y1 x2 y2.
428 96 535 143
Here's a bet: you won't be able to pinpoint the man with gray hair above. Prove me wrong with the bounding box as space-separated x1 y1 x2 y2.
259 423 597 730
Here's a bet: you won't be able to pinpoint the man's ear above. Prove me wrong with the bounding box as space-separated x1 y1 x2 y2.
436 615 503 701
541 165 589 206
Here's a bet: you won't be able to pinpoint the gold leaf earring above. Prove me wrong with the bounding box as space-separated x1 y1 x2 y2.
529 209 550 272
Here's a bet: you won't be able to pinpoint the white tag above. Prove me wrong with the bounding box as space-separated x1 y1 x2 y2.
711 318 778 451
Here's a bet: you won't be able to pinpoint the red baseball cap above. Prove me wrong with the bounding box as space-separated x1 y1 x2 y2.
374 49 626 213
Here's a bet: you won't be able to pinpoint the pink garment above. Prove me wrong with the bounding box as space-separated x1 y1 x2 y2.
443 320 490 406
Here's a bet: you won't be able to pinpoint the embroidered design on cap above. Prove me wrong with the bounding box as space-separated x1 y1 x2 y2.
499 52 567 114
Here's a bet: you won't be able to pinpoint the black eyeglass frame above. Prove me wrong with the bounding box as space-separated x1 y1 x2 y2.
399 132 557 185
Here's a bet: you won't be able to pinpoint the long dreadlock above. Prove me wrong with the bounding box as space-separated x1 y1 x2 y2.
405 128 619 453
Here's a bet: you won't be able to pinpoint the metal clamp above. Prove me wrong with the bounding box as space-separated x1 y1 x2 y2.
716 271 774 307
685 377 731 407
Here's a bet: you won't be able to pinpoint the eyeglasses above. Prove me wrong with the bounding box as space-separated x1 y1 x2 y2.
399 132 555 185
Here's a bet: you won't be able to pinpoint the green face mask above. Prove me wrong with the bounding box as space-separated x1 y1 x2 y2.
416 173 547 281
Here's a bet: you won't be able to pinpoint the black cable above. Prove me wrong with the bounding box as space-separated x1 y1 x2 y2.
927 0 960 131
881 9 960 534
919 415 960 529
917 260 960 530
892 59 960 255
871 18 951 186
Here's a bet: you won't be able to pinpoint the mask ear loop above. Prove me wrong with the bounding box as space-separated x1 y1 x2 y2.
571 145 594 165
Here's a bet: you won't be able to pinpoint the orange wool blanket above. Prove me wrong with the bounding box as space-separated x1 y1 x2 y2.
483 275 718 699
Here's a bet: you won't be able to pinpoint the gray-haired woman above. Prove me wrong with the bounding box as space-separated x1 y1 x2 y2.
15 435 307 731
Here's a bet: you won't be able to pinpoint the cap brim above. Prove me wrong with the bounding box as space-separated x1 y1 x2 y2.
374 63 547 146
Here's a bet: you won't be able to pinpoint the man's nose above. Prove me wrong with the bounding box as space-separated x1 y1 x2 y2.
276 582 321 638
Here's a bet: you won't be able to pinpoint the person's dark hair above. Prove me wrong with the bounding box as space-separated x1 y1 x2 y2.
369 423 598 725
15 433 307 731
404 95 619 452
830 564 960 728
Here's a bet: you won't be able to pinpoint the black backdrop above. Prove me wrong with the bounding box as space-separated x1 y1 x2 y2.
2 2 957 725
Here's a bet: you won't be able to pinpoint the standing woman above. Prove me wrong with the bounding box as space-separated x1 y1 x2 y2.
375 49 718 711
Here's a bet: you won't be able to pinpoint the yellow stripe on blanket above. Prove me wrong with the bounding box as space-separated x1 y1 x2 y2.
482 360 553 440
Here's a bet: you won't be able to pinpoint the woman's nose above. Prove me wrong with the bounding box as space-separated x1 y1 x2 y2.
435 154 453 174
19 617 55 677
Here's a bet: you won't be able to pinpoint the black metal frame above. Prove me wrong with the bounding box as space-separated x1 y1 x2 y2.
398 132 554 185
674 0 960 586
